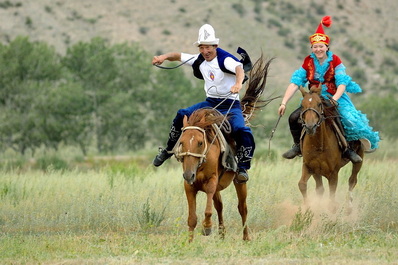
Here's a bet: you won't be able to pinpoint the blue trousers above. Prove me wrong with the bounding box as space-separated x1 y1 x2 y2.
165 97 255 170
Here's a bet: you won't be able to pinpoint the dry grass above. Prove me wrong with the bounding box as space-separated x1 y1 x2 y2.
0 140 397 263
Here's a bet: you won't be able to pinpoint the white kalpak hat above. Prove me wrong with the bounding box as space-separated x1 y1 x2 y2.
193 24 220 46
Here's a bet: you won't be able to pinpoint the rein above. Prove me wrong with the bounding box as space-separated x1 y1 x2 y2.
203 93 238 158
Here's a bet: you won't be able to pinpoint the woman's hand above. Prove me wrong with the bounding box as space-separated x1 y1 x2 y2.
278 103 286 116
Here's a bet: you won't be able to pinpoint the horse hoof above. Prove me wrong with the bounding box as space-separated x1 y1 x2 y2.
202 227 212 236
219 227 226 239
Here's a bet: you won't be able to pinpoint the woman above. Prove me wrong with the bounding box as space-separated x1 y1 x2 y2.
278 16 380 163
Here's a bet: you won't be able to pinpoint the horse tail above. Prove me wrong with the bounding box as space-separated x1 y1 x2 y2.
240 54 275 122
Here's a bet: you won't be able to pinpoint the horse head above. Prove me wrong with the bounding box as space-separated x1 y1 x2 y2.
299 85 324 135
175 109 223 185
177 115 206 184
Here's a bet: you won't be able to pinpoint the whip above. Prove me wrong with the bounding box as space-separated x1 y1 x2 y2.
153 57 195 70
268 115 282 156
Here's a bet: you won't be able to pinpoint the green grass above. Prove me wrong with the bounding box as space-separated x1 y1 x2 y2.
0 141 398 264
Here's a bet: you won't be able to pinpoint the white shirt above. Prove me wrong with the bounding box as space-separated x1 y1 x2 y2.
181 52 242 100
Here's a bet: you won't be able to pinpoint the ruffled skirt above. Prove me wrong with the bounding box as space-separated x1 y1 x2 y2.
322 91 380 150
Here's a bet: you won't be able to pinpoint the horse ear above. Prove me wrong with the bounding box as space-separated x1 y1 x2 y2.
312 84 322 94
183 115 188 127
299 86 306 97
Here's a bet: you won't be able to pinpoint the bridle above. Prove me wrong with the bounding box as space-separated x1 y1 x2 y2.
174 126 208 167
300 104 325 129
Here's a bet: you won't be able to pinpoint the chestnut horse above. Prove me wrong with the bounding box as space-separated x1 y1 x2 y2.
299 86 364 213
175 108 248 241
173 55 273 242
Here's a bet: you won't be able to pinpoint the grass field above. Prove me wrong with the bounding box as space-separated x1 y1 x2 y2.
0 140 397 264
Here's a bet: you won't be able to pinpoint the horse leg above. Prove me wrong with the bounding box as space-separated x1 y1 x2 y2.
346 161 362 215
234 181 250 241
299 165 311 208
202 179 217 236
184 183 198 242
327 173 339 213
313 174 324 198
213 191 225 239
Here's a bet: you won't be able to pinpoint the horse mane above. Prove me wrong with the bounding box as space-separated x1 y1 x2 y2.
187 108 226 142
240 54 276 121
187 108 236 148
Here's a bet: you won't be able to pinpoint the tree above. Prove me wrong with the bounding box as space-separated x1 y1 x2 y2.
62 37 119 152
0 37 62 154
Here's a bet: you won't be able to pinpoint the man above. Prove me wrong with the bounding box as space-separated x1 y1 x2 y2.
151 24 254 183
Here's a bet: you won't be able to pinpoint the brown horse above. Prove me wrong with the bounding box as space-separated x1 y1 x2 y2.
175 108 248 241
173 55 273 242
298 85 364 213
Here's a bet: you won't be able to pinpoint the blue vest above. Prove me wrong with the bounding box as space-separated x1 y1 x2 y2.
192 47 251 83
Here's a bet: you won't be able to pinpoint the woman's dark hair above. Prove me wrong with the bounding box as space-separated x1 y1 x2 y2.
310 44 330 51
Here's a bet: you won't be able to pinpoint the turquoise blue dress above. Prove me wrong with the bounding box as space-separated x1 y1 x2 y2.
291 51 380 150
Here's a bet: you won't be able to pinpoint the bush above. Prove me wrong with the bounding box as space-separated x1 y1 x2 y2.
35 155 69 171
232 3 245 17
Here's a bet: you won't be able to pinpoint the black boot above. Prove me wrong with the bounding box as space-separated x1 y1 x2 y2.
344 148 362 163
282 143 301 159
282 128 302 159
153 147 173 167
153 124 181 167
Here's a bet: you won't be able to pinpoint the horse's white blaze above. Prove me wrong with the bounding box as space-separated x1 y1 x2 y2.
188 135 195 151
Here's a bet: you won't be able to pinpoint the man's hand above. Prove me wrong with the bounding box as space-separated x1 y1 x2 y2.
230 83 242 94
152 55 165 65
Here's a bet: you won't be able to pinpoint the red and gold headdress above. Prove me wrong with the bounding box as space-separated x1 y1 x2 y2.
309 16 332 45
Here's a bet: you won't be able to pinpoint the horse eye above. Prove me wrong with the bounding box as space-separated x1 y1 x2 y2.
198 141 203 147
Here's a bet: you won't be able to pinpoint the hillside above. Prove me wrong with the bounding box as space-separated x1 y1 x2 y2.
1 0 398 94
